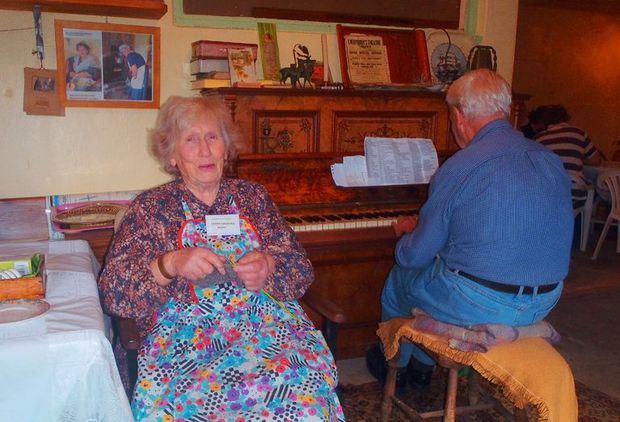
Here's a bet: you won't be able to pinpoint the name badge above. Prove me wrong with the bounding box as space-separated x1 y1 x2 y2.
205 214 241 236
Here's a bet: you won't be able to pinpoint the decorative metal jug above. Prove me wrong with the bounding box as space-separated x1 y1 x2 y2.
467 45 497 71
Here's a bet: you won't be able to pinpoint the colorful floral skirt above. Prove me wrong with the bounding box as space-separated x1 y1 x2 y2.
132 282 344 421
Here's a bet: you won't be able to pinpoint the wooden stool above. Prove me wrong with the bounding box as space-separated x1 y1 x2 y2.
377 317 578 422
380 346 527 421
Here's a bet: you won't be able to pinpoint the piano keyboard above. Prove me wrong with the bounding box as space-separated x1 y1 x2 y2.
285 209 417 232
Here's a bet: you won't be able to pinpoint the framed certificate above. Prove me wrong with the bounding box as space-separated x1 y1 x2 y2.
336 25 430 88
342 34 391 86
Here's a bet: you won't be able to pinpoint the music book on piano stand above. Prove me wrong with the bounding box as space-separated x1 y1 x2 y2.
331 137 438 187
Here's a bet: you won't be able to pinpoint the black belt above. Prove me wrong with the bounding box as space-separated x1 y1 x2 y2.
453 270 559 294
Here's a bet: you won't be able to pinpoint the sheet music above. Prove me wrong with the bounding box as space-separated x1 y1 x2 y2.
331 137 438 187
330 156 367 187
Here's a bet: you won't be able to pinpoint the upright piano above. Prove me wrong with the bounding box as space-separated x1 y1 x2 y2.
206 87 455 358
237 153 434 359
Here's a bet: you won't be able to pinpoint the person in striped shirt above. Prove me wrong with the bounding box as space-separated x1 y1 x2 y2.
535 105 602 208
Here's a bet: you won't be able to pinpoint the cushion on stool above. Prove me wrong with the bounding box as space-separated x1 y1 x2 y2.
409 308 561 352
377 317 577 422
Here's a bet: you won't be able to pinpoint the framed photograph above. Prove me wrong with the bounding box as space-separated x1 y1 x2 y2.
54 20 160 109
227 48 257 84
23 67 65 116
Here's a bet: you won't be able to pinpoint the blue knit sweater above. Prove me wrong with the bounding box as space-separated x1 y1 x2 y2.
396 119 573 286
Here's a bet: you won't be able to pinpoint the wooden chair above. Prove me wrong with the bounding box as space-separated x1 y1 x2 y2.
111 208 347 394
377 317 577 422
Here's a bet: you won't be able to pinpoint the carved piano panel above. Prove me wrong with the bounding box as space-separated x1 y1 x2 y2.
203 88 455 155
334 111 438 153
254 111 319 153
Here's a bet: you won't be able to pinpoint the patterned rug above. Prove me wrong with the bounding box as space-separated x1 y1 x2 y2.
339 369 620 421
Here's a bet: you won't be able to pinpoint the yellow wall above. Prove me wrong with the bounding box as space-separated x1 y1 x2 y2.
513 5 620 158
0 0 518 198
470 0 518 83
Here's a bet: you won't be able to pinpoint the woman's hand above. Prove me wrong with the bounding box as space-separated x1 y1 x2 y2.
151 248 226 286
233 251 275 292
392 215 418 237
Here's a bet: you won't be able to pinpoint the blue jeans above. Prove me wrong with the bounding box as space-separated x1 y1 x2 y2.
381 257 563 367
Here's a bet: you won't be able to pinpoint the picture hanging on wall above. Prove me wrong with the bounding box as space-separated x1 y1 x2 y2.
23 67 65 116
54 20 160 109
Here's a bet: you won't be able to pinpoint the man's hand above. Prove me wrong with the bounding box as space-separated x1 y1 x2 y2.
392 215 418 237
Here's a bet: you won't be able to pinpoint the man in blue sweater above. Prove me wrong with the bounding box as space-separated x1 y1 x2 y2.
368 69 574 391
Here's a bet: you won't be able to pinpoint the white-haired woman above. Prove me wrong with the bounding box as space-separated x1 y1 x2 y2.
100 96 343 421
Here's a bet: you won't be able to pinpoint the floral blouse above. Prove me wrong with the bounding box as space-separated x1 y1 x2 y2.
98 177 314 338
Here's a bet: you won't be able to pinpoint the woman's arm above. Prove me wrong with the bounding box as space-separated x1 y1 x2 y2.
243 183 314 301
98 196 183 329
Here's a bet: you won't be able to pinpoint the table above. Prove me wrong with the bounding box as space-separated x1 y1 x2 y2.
0 240 132 422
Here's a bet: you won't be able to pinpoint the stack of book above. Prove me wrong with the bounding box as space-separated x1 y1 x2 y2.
190 40 259 90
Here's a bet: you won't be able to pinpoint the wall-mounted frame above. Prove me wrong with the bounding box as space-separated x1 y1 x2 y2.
23 67 65 116
54 20 160 109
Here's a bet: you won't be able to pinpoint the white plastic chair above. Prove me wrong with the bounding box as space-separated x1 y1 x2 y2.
591 173 620 260
574 187 594 252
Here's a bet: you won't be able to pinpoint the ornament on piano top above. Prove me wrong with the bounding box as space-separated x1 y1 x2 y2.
279 44 316 88
467 45 497 72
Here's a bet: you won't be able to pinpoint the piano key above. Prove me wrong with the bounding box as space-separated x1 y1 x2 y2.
288 208 417 232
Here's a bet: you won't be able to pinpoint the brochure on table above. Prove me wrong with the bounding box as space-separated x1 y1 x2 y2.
331 137 438 187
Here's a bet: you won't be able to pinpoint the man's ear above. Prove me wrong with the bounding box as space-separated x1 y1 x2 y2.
453 107 466 128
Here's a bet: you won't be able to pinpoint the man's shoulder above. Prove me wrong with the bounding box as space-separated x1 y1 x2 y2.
437 129 555 180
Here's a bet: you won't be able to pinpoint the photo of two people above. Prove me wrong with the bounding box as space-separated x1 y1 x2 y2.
61 27 153 102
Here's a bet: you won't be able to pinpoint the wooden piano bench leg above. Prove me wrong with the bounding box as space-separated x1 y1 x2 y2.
380 352 400 422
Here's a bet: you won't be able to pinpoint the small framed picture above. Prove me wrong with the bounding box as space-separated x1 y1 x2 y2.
227 48 257 84
23 67 65 116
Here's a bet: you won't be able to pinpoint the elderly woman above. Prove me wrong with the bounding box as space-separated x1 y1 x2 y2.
99 96 343 421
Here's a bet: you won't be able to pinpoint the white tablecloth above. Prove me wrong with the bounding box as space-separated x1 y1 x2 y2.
0 240 133 422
